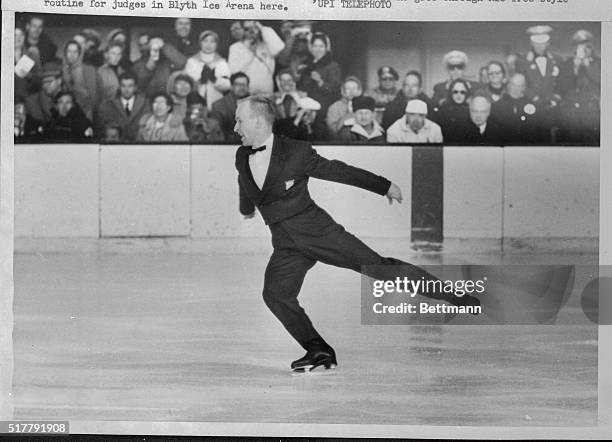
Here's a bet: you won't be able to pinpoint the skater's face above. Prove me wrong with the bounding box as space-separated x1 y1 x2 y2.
234 102 266 146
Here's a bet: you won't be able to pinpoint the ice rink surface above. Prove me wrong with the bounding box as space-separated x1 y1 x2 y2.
12 239 598 426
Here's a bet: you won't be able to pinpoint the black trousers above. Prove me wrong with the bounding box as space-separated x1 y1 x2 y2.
262 205 448 350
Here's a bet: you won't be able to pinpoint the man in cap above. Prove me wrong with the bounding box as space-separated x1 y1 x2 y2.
337 96 385 143
273 96 329 142
25 62 63 124
386 99 443 143
515 25 563 110
234 95 480 373
382 71 432 130
431 50 479 108
556 29 600 145
366 66 400 110
491 73 549 145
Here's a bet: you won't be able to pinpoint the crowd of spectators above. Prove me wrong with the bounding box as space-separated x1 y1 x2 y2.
14 17 600 146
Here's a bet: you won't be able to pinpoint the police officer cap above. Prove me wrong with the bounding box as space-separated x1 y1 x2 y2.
527 25 553 44
377 66 399 80
444 51 468 67
572 29 593 45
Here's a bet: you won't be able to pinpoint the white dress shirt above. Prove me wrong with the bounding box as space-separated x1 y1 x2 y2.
248 133 274 190
535 56 547 77
121 96 135 114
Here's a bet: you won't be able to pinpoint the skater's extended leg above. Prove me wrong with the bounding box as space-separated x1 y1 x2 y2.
294 217 479 308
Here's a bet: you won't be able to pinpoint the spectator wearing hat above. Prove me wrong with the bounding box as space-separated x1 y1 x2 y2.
96 43 126 102
14 100 44 141
273 96 329 142
25 62 63 124
556 29 600 145
166 72 195 120
276 22 313 81
185 30 231 110
326 76 363 139
132 36 186 98
297 32 342 122
491 73 549 145
167 18 199 58
24 15 58 65
367 66 399 108
464 96 505 146
228 21 285 95
183 93 224 143
81 29 104 67
366 66 399 124
104 28 133 71
382 71 431 130
431 51 479 108
61 39 99 120
137 92 188 142
430 78 472 144
337 96 385 143
386 99 443 144
271 69 307 120
515 25 564 110
210 72 250 144
96 72 149 142
473 61 507 104
44 91 94 141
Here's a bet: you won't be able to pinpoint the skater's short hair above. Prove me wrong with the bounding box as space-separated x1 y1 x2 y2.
238 95 276 126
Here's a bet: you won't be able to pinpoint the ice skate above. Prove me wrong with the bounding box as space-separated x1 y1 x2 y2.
291 340 337 373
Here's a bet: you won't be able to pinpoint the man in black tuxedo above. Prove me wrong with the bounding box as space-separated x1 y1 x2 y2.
234 96 480 372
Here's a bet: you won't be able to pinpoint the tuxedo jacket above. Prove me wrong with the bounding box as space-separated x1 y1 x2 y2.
235 135 391 226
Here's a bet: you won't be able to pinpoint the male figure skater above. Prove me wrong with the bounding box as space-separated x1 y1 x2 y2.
234 96 480 372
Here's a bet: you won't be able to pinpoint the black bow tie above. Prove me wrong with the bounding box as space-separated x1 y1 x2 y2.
248 145 266 155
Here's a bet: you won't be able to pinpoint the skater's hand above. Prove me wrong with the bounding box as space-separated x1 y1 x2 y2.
386 183 402 205
243 212 256 219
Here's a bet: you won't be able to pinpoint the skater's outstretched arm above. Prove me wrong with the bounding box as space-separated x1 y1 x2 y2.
303 144 393 196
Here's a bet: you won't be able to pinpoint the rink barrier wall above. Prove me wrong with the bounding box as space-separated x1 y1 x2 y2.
14 144 599 252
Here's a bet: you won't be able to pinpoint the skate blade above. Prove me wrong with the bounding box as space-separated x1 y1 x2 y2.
291 363 337 375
